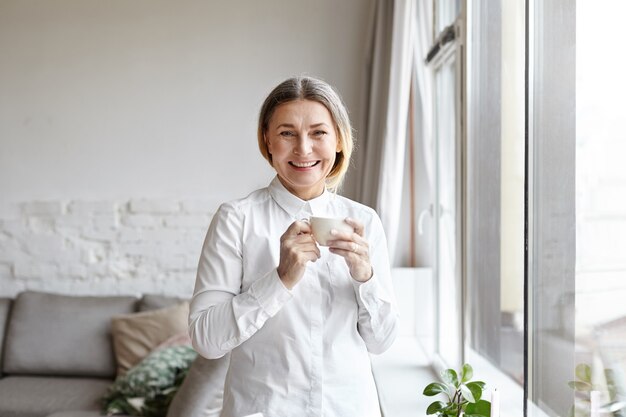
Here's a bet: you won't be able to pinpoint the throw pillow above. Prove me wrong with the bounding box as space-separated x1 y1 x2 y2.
111 301 190 376
102 345 198 417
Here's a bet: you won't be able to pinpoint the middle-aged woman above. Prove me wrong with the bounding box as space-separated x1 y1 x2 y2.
189 76 398 417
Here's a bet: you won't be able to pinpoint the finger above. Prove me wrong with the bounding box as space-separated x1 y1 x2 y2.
329 247 363 261
284 220 313 237
328 240 367 256
286 238 321 257
344 217 365 237
327 233 369 249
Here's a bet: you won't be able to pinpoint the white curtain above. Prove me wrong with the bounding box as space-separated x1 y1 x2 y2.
356 0 416 261
414 0 435 194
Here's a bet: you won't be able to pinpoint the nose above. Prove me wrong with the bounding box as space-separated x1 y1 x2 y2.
294 136 312 155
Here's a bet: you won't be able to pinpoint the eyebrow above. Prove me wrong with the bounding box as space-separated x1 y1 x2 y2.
275 123 331 130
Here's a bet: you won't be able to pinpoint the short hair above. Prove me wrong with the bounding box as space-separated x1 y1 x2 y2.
257 76 353 193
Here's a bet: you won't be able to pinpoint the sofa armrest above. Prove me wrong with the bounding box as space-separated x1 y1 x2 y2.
0 298 12 376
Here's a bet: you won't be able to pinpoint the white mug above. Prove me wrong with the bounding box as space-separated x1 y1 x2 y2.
309 216 353 246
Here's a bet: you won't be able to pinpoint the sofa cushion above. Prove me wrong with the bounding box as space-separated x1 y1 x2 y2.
0 297 12 375
3 291 137 377
138 294 187 312
0 375 111 417
111 302 190 375
46 412 131 417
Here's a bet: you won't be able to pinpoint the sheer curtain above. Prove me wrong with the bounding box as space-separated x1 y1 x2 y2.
356 0 416 261
414 1 434 196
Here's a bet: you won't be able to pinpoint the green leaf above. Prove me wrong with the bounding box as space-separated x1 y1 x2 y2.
460 384 476 403
568 381 592 391
472 381 487 390
427 401 447 415
466 382 484 402
444 404 460 416
576 364 592 383
466 399 491 417
424 382 451 396
461 363 474 383
442 369 459 387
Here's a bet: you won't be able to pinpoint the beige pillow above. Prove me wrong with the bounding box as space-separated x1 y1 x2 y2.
111 301 190 376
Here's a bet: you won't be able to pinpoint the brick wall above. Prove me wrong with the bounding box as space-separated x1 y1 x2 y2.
0 198 220 298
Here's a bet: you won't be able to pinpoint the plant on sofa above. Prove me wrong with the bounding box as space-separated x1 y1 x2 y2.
423 363 491 417
103 345 197 417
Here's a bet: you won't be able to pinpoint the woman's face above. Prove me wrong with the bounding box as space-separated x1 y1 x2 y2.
266 100 341 200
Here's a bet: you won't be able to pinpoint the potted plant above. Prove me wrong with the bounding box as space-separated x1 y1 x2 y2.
423 363 492 417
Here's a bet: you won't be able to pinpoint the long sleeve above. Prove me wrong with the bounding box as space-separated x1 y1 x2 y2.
351 212 399 354
188 203 293 359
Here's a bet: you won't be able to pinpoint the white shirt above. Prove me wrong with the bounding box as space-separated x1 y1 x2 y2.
189 177 398 417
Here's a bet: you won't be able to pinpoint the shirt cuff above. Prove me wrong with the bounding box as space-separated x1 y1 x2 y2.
248 268 293 317
352 272 392 310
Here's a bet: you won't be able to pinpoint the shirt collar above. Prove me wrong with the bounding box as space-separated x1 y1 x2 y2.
269 176 332 218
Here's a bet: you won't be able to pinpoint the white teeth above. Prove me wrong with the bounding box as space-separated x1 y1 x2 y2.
291 161 317 168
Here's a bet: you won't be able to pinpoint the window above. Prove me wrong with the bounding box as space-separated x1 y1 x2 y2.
414 1 624 416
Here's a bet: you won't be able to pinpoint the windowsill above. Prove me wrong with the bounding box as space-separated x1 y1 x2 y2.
370 336 437 417
371 337 548 417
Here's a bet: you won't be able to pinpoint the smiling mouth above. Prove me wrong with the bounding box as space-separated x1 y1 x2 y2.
289 161 320 168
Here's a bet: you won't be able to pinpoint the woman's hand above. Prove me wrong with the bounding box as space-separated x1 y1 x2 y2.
277 220 321 289
327 218 373 282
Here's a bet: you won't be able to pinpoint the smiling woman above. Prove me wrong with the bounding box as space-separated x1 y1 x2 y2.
264 100 341 201
188 76 399 417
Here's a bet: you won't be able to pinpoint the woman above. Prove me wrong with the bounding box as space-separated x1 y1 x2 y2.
189 76 398 417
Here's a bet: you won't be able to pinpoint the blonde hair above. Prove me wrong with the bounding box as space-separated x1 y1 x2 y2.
257 76 353 192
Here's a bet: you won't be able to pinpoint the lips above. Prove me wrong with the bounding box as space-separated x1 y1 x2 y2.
289 161 320 168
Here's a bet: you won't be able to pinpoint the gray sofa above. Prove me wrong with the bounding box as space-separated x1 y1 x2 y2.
0 291 228 417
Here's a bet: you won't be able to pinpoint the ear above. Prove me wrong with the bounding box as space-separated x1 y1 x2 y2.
265 134 273 155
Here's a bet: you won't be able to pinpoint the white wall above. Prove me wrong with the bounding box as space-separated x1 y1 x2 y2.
0 0 373 296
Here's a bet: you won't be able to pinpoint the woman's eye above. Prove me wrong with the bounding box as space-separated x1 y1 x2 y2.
313 130 327 137
279 131 295 137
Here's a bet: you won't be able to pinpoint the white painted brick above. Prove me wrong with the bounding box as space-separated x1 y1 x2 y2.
0 263 13 279
181 199 220 214
1 219 29 238
158 254 186 271
13 262 58 280
0 239 28 263
58 264 88 279
117 242 159 257
82 245 107 264
55 213 91 229
80 227 118 242
121 214 160 228
159 241 199 257
68 200 117 214
118 229 144 243
22 201 64 216
141 229 187 244
0 202 21 220
163 214 210 229
186 230 206 242
23 234 81 263
129 199 180 214
28 217 55 233
184 255 200 269
92 213 120 230
0 278 25 298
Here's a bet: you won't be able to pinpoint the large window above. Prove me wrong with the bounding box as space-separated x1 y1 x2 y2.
416 1 625 416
